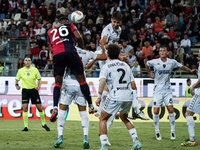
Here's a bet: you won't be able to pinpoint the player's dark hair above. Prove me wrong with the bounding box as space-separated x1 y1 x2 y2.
59 16 68 22
111 11 122 21
187 78 191 82
25 56 31 59
107 44 120 59
160 45 167 50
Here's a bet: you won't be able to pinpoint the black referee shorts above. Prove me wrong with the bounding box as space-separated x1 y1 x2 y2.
22 89 41 104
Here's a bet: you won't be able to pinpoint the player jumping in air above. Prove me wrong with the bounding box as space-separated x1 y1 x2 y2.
145 46 195 141
47 17 97 122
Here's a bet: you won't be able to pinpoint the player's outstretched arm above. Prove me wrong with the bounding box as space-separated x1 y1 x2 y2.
131 81 137 90
190 78 200 92
96 78 106 106
145 64 155 79
181 66 196 73
73 30 85 49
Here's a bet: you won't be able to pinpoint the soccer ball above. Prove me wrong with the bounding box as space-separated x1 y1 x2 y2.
71 11 84 23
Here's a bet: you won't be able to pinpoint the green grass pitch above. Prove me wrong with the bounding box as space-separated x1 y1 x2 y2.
0 120 199 150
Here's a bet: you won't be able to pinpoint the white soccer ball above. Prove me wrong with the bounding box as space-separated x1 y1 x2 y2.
71 11 84 23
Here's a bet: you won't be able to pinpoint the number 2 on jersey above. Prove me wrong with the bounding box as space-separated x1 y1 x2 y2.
50 26 69 42
117 68 127 84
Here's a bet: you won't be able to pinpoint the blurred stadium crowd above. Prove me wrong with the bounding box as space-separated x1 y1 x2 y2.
0 0 200 77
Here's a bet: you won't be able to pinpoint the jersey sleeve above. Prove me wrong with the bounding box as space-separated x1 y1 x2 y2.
16 70 21 81
101 27 109 42
146 59 155 67
89 51 97 60
99 65 108 80
173 59 183 68
70 23 77 33
35 68 41 80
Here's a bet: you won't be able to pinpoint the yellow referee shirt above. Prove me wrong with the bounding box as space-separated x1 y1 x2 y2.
16 66 41 89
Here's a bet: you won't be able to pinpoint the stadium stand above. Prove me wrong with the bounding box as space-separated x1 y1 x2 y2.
0 0 199 77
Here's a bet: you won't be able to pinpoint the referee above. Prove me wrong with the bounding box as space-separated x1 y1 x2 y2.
15 56 50 131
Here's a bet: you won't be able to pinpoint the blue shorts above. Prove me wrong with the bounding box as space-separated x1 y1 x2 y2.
53 50 84 77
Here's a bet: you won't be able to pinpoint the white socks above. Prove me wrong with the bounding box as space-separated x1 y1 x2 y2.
97 91 108 114
169 113 175 133
57 109 67 137
100 134 107 147
153 114 160 133
132 90 140 114
128 128 138 142
79 111 89 140
186 116 195 141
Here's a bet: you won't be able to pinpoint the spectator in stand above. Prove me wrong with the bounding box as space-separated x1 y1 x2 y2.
1 36 9 56
65 2 73 15
153 16 163 33
127 50 137 68
130 9 137 24
30 42 40 56
137 52 146 71
147 0 156 12
0 0 9 19
140 9 148 24
184 4 193 17
179 12 187 26
121 40 134 56
147 50 157 60
57 2 66 15
142 41 153 58
6 18 15 31
28 26 36 38
146 28 157 45
9 24 19 39
40 56 47 69
36 35 45 49
193 2 200 16
128 28 136 42
188 30 197 45
21 4 30 19
181 34 191 53
46 9 55 23
166 10 176 28
167 26 176 41
39 45 48 60
30 3 38 17
33 55 41 69
120 24 129 41
132 18 142 31
96 19 104 33
185 18 194 34
39 3 47 19
132 61 141 77
19 26 28 37
53 18 60 27
186 52 198 69
24 50 35 61
122 11 132 24
129 1 140 16
96 13 104 24
110 3 120 15
153 42 161 58
43 60 53 76
175 41 185 64
180 0 190 8
56 10 65 20
173 3 182 17
193 19 200 41
139 27 147 39
167 42 175 56
35 23 46 41
93 1 101 16
172 17 183 33
18 18 27 32
86 19 94 31
147 7 158 23
135 46 142 57
17 58 24 70
0 61 4 75
157 4 167 18
168 51 173 59
0 20 7 31
145 18 153 31
8 0 17 18
160 30 172 46
0 27 8 36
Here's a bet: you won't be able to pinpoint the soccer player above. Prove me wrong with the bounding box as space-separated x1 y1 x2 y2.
15 56 50 131
47 16 97 122
181 53 200 146
96 44 142 150
53 38 107 148
145 46 195 140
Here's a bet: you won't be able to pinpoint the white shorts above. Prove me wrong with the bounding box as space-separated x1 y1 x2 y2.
153 92 173 108
59 85 86 106
103 98 132 115
187 94 200 115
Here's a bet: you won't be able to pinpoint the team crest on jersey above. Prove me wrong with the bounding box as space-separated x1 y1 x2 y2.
157 63 160 65
27 73 30 76
163 64 166 68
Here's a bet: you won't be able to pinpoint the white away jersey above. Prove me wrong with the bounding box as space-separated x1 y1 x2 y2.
101 23 121 45
63 47 97 86
100 59 134 101
146 58 183 93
